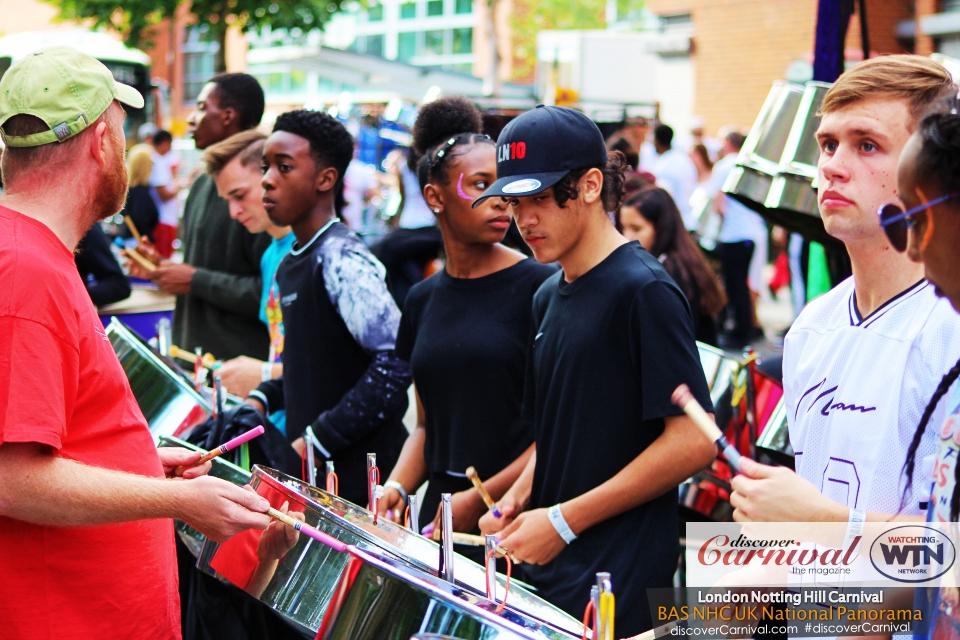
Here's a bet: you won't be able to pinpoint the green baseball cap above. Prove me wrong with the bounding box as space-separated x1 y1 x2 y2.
0 46 144 148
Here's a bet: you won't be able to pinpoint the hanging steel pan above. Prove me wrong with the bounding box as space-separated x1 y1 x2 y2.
157 435 252 557
106 318 211 441
723 82 804 214
723 81 843 248
317 547 570 640
197 465 582 638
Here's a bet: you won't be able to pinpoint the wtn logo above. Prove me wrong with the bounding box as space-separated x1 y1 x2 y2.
879 541 945 566
870 526 956 583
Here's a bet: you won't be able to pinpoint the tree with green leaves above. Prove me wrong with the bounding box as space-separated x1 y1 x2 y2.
45 0 345 71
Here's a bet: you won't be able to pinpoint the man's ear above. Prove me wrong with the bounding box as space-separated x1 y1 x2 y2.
314 166 340 193
89 121 109 169
423 183 444 213
221 107 238 131
579 167 604 205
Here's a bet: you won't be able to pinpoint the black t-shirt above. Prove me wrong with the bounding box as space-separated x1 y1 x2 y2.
523 241 713 636
396 258 557 526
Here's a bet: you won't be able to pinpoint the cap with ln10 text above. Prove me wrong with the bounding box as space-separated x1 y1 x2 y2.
473 105 607 207
0 46 144 148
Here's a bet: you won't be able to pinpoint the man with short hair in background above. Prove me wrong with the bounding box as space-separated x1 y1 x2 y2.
130 73 272 361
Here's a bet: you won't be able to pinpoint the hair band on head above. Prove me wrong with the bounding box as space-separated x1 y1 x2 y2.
456 174 475 201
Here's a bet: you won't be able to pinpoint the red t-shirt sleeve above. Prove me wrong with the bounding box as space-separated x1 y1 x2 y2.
0 315 77 451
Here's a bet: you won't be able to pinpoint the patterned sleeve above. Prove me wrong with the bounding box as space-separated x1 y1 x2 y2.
319 234 401 352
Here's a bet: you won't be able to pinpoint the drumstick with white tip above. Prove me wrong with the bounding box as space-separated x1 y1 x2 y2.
672 384 745 473
173 426 265 476
169 345 218 368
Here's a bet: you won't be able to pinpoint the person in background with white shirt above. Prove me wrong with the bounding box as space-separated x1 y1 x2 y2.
652 123 698 230
150 129 183 258
342 145 380 230
711 130 768 348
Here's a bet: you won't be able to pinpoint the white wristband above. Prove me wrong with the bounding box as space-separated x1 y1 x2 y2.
261 362 273 382
384 480 408 504
843 507 866 553
548 504 577 544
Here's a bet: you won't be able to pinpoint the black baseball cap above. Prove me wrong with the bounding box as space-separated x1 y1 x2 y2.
473 105 607 207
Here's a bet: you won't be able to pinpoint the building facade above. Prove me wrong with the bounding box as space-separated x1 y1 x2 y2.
643 0 916 135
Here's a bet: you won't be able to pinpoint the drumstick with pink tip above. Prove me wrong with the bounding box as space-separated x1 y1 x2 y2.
173 426 266 476
266 507 349 554
671 384 745 473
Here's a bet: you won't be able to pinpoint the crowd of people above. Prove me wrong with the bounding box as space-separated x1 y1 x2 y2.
2 44 960 640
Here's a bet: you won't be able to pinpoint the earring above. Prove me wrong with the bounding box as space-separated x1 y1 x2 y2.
433 208 440 213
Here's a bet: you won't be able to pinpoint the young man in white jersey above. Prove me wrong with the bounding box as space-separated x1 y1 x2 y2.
730 56 960 525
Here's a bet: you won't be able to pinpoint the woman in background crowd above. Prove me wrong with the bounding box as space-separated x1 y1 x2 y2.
119 145 159 242
620 187 727 346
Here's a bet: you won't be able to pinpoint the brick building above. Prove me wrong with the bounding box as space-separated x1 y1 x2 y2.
643 0 915 135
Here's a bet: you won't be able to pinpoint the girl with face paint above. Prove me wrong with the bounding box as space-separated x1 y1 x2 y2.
377 97 556 564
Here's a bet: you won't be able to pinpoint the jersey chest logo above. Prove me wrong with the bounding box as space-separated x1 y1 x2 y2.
795 377 877 420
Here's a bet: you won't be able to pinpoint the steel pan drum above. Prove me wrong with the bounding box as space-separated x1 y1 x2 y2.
198 466 582 638
755 396 794 468
318 547 566 640
724 80 840 247
107 318 210 441
696 342 744 409
157 435 252 557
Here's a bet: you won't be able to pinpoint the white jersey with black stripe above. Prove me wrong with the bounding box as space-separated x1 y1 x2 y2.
784 277 960 516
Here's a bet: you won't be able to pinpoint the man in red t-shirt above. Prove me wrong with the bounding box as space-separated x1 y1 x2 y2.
0 48 273 639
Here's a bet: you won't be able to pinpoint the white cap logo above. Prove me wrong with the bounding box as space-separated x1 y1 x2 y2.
502 178 542 194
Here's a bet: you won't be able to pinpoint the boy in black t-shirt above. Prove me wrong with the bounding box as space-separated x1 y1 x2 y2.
475 106 716 636
246 111 410 506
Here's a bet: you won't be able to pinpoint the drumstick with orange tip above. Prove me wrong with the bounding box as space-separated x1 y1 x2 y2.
169 345 218 368
671 384 744 472
465 466 502 518
123 247 157 272
173 426 265 476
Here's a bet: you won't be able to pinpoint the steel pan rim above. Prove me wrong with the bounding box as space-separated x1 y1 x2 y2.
344 545 567 639
251 465 584 637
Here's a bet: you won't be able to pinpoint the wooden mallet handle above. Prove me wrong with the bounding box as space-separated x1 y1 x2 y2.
672 384 744 472
466 466 502 518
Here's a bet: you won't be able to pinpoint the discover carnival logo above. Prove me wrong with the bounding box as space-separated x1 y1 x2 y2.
869 525 956 583
697 534 859 569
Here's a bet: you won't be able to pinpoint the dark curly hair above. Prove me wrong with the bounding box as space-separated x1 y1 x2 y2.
210 73 265 131
412 96 493 192
914 111 960 195
552 150 629 212
273 110 354 215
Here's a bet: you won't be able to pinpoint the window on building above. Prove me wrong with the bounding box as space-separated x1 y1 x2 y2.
182 26 218 102
368 2 383 20
427 0 444 16
452 27 472 54
398 32 418 60
290 69 307 94
455 0 472 13
319 77 337 93
367 34 385 57
400 2 417 18
424 29 445 55
268 73 284 94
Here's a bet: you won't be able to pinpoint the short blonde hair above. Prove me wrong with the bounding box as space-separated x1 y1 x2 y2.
127 145 154 187
820 55 957 126
203 129 267 177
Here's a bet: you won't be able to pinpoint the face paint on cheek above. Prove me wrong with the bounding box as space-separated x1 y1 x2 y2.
457 174 475 201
